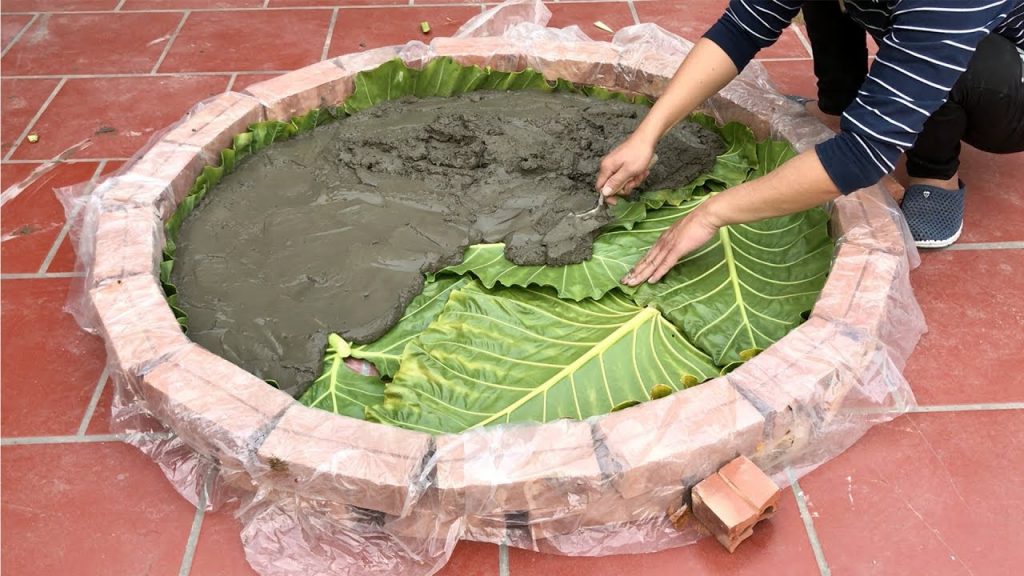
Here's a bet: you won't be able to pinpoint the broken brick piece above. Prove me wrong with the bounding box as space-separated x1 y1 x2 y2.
691 455 781 553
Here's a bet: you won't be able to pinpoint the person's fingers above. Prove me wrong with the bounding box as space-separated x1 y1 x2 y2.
623 240 669 285
596 155 621 192
648 244 688 284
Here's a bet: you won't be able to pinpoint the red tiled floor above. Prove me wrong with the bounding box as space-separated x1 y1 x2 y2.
270 0 410 6
0 161 100 273
0 162 36 192
546 1 635 41
508 491 819 576
437 541 501 576
10 75 229 161
0 442 196 576
0 278 107 436
232 72 280 93
904 250 1024 405
0 0 120 12
122 0 265 9
1 14 33 51
328 6 481 56
190 506 259 576
1 77 60 156
958 147 1024 244
158 9 333 73
0 12 184 75
800 411 1024 576
759 59 815 100
634 0 810 60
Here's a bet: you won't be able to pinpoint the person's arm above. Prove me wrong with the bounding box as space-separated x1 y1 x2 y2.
622 150 839 285
597 0 803 200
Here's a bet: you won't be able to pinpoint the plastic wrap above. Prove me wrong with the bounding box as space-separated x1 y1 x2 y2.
55 1 926 574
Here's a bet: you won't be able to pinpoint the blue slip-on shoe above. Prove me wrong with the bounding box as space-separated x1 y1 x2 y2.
900 181 966 249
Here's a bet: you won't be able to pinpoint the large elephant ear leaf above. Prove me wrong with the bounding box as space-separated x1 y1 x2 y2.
364 284 719 434
351 276 474 377
299 334 385 419
632 200 833 366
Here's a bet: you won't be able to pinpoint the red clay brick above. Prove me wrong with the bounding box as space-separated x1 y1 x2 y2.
433 419 604 519
255 404 432 516
119 140 209 207
89 275 189 377
94 174 177 220
691 456 780 552
593 378 765 502
141 344 293 468
162 91 264 159
430 37 526 73
88 206 162 287
243 60 352 122
529 41 620 87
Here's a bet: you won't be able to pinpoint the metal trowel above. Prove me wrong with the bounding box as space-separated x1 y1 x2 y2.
574 153 659 219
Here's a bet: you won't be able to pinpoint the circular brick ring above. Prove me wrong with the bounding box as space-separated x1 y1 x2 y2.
81 38 924 554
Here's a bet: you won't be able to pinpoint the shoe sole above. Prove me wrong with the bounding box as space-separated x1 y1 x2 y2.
914 222 963 249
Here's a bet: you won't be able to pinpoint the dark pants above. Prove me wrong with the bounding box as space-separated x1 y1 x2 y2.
802 2 1024 181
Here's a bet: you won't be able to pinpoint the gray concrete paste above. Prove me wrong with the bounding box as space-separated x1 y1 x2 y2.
172 91 723 395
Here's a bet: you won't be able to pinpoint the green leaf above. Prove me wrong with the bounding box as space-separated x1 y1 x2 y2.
441 203 695 301
632 201 833 366
365 284 718 434
351 276 474 377
299 334 385 419
342 59 415 114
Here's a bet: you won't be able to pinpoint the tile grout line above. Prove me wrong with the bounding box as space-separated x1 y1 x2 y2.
178 470 212 576
151 11 190 75
787 469 832 576
321 7 340 62
1 4 497 16
0 271 85 280
263 0 271 8
627 0 641 26
3 71 291 80
2 77 67 162
943 241 1024 251
114 0 127 11
791 24 814 58
3 157 130 164
224 72 239 93
36 160 107 274
0 13 39 59
75 367 111 437
908 402 1024 413
499 539 510 576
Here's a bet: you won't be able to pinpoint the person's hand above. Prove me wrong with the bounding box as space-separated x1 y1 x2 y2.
621 204 722 286
596 137 656 205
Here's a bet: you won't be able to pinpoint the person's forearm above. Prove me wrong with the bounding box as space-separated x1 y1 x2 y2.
701 149 841 226
632 39 740 146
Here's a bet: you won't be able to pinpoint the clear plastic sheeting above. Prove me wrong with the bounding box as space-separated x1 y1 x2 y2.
57 1 926 574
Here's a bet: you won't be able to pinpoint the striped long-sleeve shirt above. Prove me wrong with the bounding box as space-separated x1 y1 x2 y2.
704 0 1024 194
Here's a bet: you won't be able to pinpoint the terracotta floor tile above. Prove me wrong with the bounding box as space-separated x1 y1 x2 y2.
0 278 107 436
1 14 32 51
10 75 229 161
0 162 100 273
1 77 60 156
1 162 37 193
122 0 264 9
0 442 196 576
545 1 635 41
231 72 280 93
759 59 815 100
437 541 500 576
159 9 332 73
190 505 260 576
958 147 1024 244
799 411 1024 576
0 12 184 75
1 0 120 12
271 0 410 6
328 6 481 56
633 0 808 60
904 249 1024 405
508 491 818 576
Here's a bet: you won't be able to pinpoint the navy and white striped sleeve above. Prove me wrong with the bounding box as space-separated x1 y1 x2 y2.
703 0 803 70
817 0 1013 193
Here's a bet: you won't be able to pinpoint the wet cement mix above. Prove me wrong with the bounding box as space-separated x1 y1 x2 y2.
172 91 724 393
